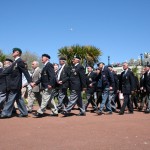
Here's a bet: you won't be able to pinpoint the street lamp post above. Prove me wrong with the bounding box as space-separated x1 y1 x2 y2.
140 53 143 66
108 56 110 65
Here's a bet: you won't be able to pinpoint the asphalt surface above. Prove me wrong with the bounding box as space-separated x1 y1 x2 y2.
0 107 150 150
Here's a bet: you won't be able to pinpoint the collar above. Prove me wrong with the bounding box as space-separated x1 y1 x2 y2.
15 56 20 61
44 61 49 66
75 63 79 66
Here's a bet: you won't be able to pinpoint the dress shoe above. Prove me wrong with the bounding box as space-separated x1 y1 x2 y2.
0 114 11 119
76 112 86 116
18 114 28 118
33 113 43 118
145 110 150 114
50 113 58 117
61 111 70 117
96 111 104 115
119 111 124 115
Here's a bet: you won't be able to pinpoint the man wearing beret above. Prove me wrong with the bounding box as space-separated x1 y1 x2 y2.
0 58 13 111
0 48 32 118
144 65 150 113
62 55 87 116
32 54 58 117
56 57 70 113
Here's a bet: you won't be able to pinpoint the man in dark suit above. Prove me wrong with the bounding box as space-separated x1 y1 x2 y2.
119 63 135 115
56 57 70 112
96 62 114 115
62 55 87 116
144 65 150 113
85 66 98 112
138 68 147 111
0 58 13 111
33 54 58 117
0 48 32 118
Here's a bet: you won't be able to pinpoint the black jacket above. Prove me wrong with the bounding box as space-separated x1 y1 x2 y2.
56 64 70 89
0 58 32 90
69 64 87 91
119 69 135 94
86 71 97 94
36 62 55 89
144 72 150 93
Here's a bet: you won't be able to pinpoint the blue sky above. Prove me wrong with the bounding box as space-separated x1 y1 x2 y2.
0 0 150 64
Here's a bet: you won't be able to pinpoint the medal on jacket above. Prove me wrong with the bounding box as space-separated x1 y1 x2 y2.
44 71 47 75
89 78 92 81
13 63 17 70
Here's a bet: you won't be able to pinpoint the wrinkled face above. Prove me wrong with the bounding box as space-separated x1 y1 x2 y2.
32 61 37 69
54 64 59 71
72 58 79 64
123 63 128 70
87 67 93 73
12 51 20 58
41 56 48 64
59 60 65 65
98 63 104 70
4 61 12 68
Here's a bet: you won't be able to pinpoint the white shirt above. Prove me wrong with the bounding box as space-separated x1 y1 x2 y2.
14 56 20 61
57 64 65 80
44 61 49 66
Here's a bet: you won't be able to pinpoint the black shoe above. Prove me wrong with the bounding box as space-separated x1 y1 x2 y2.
50 113 58 117
33 113 43 118
61 111 70 117
113 110 119 113
0 114 11 119
76 112 86 116
119 111 124 115
28 111 32 113
96 111 103 115
145 110 150 114
18 114 28 118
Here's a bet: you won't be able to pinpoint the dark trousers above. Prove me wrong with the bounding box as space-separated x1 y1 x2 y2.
115 94 121 109
65 90 85 113
1 89 28 117
57 88 68 110
85 91 98 111
120 94 133 113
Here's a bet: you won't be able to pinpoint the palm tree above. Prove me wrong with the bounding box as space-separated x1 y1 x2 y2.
58 45 102 66
0 50 6 62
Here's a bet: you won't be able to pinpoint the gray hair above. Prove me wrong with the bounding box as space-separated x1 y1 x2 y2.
0 62 3 68
33 61 39 67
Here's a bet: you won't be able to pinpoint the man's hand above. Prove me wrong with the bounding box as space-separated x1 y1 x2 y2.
109 86 113 90
82 88 87 92
89 83 93 87
57 81 63 84
47 85 52 89
30 82 36 87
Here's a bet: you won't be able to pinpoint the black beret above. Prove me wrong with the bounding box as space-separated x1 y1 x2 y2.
97 62 105 66
12 48 22 54
74 55 81 60
59 57 66 61
42 54 51 59
5 58 13 63
87 65 94 69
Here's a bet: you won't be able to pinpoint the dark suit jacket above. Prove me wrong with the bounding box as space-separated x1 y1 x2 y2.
100 66 115 90
69 64 87 91
57 64 70 89
0 68 6 92
113 73 119 93
86 71 97 94
36 62 55 89
119 69 135 94
144 72 150 93
0 58 32 90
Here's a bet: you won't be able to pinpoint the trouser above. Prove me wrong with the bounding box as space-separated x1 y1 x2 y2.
96 90 102 107
0 91 7 110
146 93 150 111
115 93 121 109
110 91 116 111
139 92 147 109
37 89 58 114
85 91 98 110
131 92 139 108
57 88 68 111
27 90 42 111
1 89 28 117
99 88 112 112
65 90 85 113
120 94 133 113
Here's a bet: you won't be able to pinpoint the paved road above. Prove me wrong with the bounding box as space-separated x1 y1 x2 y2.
0 107 150 150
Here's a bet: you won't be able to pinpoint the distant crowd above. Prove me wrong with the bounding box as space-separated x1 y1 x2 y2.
0 48 150 118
